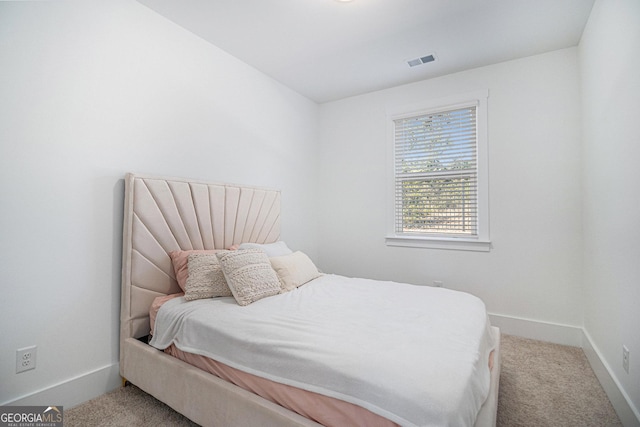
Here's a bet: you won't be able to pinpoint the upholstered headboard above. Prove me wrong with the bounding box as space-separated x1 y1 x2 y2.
120 173 281 343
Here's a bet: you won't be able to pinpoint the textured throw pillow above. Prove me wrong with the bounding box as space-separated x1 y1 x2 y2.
216 249 281 306
269 251 322 292
169 249 221 291
184 253 233 301
238 241 293 257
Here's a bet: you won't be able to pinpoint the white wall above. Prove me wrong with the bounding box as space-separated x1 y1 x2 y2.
580 0 640 421
0 0 318 406
318 48 584 329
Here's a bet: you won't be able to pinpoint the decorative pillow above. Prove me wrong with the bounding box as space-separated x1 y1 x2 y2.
269 251 322 292
238 241 293 257
216 249 281 306
184 253 232 301
169 250 221 291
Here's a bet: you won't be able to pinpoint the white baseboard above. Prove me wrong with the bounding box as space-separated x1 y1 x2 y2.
489 312 640 427
3 363 121 409
582 330 640 427
488 312 583 347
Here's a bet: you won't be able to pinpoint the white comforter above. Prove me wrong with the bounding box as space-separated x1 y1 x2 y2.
150 274 496 427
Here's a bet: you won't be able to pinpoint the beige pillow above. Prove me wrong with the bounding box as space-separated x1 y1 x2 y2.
216 249 281 306
184 253 232 301
269 251 321 292
169 249 221 291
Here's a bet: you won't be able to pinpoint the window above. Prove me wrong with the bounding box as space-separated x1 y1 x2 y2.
386 90 490 251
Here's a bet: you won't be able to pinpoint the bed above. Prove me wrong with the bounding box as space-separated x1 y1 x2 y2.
119 173 501 427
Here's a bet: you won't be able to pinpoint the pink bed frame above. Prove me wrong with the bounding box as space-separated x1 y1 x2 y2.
119 173 501 426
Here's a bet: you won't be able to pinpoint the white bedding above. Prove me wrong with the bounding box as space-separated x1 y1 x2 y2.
150 274 496 427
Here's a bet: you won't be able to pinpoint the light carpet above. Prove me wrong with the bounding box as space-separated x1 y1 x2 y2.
65 334 621 426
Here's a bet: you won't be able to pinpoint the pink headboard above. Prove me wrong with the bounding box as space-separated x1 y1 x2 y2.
120 173 281 342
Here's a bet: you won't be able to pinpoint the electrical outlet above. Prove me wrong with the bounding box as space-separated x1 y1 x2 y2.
16 346 37 374
433 280 444 288
623 345 629 374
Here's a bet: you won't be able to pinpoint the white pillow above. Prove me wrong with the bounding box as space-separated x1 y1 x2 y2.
184 253 232 301
216 249 281 306
238 241 292 257
269 251 322 292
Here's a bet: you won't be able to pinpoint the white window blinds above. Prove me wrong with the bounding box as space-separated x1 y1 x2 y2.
394 104 478 236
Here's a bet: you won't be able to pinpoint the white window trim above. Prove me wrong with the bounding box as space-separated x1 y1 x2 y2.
385 89 491 252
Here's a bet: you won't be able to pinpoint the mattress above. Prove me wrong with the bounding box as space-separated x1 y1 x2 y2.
150 274 496 427
165 344 398 426
150 293 398 426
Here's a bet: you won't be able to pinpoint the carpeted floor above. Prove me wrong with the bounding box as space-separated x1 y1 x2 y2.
65 334 621 426
496 335 621 427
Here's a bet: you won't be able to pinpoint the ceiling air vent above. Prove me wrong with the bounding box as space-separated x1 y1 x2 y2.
407 54 435 67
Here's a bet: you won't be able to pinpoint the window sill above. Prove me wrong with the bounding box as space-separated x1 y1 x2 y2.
385 235 491 252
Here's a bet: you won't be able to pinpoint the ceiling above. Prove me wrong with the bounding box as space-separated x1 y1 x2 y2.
137 0 595 103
